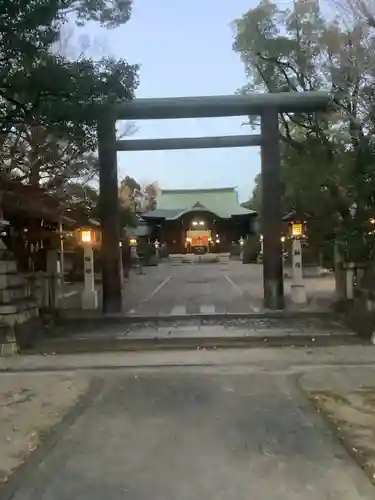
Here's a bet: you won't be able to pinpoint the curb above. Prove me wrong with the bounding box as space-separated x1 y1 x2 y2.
24 333 363 355
55 310 339 326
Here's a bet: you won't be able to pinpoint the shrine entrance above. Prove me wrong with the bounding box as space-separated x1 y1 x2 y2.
97 92 331 313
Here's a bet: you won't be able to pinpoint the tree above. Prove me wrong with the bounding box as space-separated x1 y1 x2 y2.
0 0 139 239
0 123 99 188
64 180 138 228
62 182 100 221
66 0 132 28
1 25 138 190
242 173 263 228
242 174 262 212
141 181 159 211
232 0 375 260
0 0 138 141
119 175 142 210
331 0 375 28
0 0 140 255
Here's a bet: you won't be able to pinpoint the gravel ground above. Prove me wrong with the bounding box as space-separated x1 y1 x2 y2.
0 373 90 484
300 367 375 486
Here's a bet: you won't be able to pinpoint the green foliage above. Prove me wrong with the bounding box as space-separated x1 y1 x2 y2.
62 182 100 220
2 53 138 147
142 181 159 211
119 175 141 211
242 236 261 264
62 180 138 228
230 243 241 257
1 124 99 187
242 173 262 210
233 0 375 261
136 238 157 266
119 177 160 213
0 0 138 140
0 0 139 235
68 0 132 28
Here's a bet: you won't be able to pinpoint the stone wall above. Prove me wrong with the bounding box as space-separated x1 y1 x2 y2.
0 255 40 356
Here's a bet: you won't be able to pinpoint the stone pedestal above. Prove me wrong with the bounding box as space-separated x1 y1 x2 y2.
290 284 307 304
81 246 98 310
291 239 307 305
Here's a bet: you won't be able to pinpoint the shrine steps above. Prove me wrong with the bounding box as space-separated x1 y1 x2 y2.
169 253 230 265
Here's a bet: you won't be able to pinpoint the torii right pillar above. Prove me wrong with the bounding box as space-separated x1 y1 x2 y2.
260 108 284 310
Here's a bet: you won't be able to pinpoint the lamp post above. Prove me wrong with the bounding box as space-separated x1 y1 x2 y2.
154 238 160 260
259 234 264 263
290 220 307 304
78 228 98 310
119 240 124 281
239 236 244 260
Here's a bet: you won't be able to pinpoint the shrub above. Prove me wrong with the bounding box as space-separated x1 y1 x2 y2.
159 243 169 259
242 236 261 264
230 243 241 257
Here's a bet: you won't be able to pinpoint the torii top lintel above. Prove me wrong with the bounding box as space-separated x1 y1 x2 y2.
113 91 331 121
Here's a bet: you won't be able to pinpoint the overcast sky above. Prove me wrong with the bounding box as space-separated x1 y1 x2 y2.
85 0 305 201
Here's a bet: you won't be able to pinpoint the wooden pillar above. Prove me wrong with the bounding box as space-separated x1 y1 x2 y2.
97 116 122 313
260 108 284 310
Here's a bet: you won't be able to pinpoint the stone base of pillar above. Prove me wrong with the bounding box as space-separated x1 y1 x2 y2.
81 289 98 310
0 339 19 356
0 326 19 357
290 283 307 304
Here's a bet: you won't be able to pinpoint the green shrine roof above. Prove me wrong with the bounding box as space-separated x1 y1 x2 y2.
141 187 256 220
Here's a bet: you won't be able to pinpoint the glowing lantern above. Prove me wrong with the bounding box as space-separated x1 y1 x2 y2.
76 228 97 245
291 223 303 238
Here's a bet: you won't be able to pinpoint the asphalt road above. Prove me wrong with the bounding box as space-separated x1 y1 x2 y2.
8 367 375 499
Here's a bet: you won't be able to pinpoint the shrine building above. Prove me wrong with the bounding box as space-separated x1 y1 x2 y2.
141 187 257 254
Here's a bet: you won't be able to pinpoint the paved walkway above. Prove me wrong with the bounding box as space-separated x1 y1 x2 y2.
3 361 375 499
61 262 336 315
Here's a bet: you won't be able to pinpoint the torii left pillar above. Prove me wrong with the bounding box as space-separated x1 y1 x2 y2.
97 116 123 313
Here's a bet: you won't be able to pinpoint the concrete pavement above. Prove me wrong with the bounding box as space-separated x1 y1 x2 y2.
125 262 336 315
2 349 375 499
60 262 336 315
2 345 375 372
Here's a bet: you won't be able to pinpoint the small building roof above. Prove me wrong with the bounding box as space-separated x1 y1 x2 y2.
142 187 256 220
1 176 75 224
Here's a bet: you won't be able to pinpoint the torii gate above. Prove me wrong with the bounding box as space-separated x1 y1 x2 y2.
97 92 331 313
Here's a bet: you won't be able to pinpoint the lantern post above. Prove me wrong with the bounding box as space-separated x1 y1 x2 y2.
154 238 160 260
239 236 245 261
290 220 307 304
78 228 98 310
